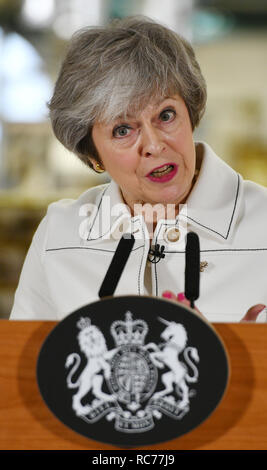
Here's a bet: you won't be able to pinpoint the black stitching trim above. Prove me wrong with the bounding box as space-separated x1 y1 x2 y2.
201 248 267 252
86 191 142 241
137 220 147 296
86 185 112 241
226 174 240 238
153 220 179 296
154 262 158 297
164 248 267 254
46 245 144 253
186 173 240 240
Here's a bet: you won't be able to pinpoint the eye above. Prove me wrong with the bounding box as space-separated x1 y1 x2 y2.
160 108 176 122
112 125 131 138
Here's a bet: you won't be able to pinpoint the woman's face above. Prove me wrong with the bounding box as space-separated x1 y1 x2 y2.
91 94 196 212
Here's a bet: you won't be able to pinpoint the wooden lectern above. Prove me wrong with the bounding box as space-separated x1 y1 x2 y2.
0 320 267 450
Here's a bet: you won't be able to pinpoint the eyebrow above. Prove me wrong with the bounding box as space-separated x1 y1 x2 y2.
114 96 175 121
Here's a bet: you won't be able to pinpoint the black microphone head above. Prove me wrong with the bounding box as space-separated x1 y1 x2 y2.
98 233 135 298
185 231 200 303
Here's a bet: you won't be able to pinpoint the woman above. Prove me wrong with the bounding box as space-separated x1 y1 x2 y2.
10 16 267 322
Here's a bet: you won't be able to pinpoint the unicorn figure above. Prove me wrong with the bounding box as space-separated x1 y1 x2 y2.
145 318 200 410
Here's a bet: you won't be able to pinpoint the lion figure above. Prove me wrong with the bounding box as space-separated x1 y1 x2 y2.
65 322 117 417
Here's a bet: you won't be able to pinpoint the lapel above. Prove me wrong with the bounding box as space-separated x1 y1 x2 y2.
179 142 243 241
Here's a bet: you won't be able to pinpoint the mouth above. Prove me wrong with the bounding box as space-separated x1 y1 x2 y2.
146 163 178 183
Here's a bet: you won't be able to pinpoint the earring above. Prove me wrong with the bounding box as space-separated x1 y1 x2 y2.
94 162 105 173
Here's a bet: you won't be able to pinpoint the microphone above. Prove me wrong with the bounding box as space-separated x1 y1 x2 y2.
185 232 200 309
98 234 135 298
148 244 165 264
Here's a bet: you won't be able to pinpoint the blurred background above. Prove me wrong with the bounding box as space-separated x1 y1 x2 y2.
0 0 267 318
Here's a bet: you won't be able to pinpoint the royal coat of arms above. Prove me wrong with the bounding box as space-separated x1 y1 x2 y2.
65 312 200 433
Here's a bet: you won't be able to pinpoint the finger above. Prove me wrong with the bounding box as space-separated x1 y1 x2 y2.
162 290 177 300
177 292 204 319
177 292 191 306
241 304 266 322
162 291 204 318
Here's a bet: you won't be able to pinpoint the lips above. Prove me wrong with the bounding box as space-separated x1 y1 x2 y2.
146 163 178 183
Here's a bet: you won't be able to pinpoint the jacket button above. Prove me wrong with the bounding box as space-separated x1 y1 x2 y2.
165 227 180 242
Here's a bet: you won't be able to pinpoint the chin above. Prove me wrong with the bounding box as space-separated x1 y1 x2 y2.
154 187 186 206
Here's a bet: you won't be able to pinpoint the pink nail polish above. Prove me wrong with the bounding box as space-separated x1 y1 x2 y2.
162 291 173 299
177 292 185 301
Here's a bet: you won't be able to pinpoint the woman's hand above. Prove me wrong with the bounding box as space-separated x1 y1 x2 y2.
162 291 266 322
162 291 204 318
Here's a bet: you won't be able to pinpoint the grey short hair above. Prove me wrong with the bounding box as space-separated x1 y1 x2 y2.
48 15 207 169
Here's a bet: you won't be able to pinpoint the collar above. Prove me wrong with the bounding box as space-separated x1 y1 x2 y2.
86 180 132 241
87 142 243 242
179 142 243 241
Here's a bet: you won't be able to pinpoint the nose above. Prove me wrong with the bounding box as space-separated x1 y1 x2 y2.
140 124 165 158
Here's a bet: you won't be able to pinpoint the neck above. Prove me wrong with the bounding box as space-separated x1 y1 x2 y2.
121 172 198 233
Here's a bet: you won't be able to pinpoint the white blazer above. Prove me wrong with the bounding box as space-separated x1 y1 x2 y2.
10 142 267 322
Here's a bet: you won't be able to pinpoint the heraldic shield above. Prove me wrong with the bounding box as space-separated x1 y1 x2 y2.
37 296 229 447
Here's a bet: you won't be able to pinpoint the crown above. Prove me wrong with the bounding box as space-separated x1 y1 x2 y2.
111 311 148 346
77 317 91 330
